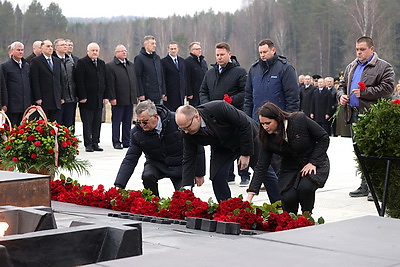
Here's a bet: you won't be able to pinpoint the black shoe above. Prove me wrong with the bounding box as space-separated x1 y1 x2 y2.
239 179 249 187
114 144 123 149
85 146 94 152
367 192 374 201
349 186 369 197
93 145 103 151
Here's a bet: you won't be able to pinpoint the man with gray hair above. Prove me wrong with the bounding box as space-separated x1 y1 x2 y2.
75 42 109 152
134 35 166 104
106 44 138 149
114 100 205 196
1 41 31 126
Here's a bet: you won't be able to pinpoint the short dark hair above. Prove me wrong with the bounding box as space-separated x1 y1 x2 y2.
357 36 374 48
258 39 275 48
215 42 230 52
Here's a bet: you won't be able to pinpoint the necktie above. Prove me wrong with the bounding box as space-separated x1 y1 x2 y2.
122 61 126 67
93 60 97 67
174 58 179 69
219 66 223 74
61 58 65 63
47 58 53 71
18 62 22 69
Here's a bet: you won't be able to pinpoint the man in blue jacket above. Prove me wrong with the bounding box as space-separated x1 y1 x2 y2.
244 38 300 205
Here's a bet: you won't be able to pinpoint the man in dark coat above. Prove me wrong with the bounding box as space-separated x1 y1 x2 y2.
29 40 64 122
75 42 109 152
1 41 32 126
199 42 246 110
176 100 259 202
161 41 187 111
106 44 138 149
300 75 317 117
310 78 331 134
185 42 208 106
115 100 205 196
25 40 42 64
53 38 78 131
199 42 249 186
134 35 165 104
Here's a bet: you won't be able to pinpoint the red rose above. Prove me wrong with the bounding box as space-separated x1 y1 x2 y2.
392 99 400 105
12 157 18 162
18 129 25 134
48 148 54 154
35 126 44 134
61 141 68 147
27 134 36 141
223 94 233 104
358 82 366 91
31 153 37 159
5 145 11 150
50 129 56 135
34 141 41 147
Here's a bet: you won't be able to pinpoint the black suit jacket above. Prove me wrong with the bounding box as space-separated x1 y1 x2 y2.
310 87 331 122
181 100 259 186
75 55 108 110
185 54 208 106
29 54 63 110
161 55 187 111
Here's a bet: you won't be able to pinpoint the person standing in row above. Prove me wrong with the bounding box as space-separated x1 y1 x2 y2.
106 44 138 149
25 40 42 64
185 42 208 107
161 41 187 111
29 40 64 122
134 35 165 104
76 42 109 152
2 41 32 126
53 39 78 131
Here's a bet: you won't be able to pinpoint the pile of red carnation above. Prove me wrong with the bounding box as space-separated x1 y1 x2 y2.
51 178 321 232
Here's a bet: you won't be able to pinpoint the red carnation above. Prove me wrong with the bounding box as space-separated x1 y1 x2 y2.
223 94 233 104
34 141 41 147
392 99 400 105
31 153 37 159
12 157 18 162
358 82 366 91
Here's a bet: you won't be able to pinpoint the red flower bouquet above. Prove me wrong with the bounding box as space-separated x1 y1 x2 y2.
0 106 90 175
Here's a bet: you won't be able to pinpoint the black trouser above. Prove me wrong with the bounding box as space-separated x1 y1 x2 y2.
79 107 102 147
281 177 318 214
141 162 182 197
57 102 77 131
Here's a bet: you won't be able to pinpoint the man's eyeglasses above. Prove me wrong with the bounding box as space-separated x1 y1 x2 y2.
137 119 149 126
178 116 195 131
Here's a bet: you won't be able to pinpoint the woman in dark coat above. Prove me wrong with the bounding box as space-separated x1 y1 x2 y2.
246 102 330 214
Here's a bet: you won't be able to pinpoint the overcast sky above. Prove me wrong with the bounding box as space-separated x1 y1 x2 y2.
12 0 246 18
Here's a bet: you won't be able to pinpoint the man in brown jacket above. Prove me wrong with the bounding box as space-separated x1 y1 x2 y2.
337 36 395 200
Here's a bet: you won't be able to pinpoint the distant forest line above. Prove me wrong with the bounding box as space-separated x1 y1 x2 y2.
1 0 399 78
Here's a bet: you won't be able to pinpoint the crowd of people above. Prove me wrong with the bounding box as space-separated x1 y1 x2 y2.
0 35 395 214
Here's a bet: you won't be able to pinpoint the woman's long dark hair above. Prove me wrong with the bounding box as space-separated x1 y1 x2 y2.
257 102 291 149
